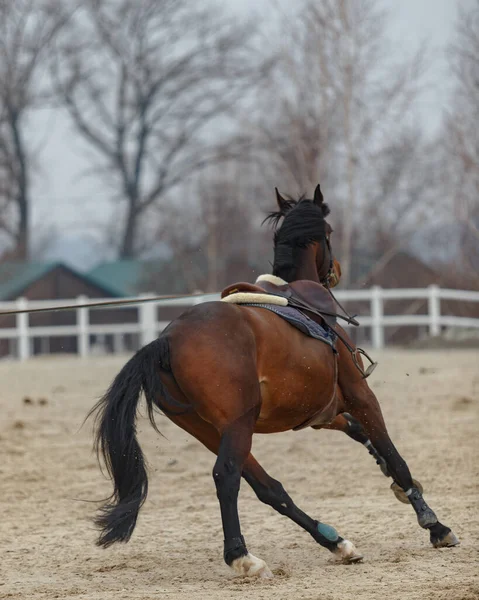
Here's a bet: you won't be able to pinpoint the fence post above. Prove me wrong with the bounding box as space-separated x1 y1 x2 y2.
370 286 384 350
428 284 441 337
140 294 157 347
113 333 125 354
16 297 30 360
77 295 89 358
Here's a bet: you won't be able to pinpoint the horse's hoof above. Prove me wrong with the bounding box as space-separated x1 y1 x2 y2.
334 539 363 564
432 530 460 548
230 552 274 578
390 479 423 504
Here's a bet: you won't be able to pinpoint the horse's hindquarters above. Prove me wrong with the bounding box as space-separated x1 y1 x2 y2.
166 302 338 434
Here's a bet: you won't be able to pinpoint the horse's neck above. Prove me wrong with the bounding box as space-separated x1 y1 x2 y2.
293 263 320 283
276 246 320 283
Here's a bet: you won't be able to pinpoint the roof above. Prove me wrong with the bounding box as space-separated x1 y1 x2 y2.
88 260 149 296
0 261 122 300
89 257 208 295
350 250 378 283
359 251 439 288
0 262 55 300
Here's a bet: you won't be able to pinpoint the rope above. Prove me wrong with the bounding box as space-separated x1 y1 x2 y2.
0 292 212 316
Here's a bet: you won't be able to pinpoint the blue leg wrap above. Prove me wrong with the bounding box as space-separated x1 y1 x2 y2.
317 521 339 542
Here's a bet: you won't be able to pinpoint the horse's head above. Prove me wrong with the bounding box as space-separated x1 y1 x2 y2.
264 184 341 287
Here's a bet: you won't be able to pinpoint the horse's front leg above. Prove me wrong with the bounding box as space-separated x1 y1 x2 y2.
347 390 459 547
322 409 390 477
336 336 459 549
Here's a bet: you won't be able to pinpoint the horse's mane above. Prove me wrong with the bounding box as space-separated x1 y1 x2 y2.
263 194 330 280
263 194 330 247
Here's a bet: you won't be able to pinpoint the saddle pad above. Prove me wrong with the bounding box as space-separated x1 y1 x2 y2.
242 303 337 350
221 291 287 306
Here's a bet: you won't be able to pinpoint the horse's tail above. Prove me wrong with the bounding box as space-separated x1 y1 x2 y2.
88 335 186 548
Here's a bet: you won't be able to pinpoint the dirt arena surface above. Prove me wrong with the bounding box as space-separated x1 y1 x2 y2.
1 349 478 600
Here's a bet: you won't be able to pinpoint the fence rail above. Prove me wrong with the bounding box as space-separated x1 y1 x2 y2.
1 285 478 360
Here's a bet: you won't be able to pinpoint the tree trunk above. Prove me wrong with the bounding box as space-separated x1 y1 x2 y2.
11 114 29 260
120 202 138 259
338 1 355 288
206 215 218 292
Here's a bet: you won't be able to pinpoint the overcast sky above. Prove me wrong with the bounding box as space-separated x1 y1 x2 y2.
29 0 471 269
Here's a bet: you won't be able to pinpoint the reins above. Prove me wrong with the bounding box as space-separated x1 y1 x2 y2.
326 286 359 327
0 291 209 317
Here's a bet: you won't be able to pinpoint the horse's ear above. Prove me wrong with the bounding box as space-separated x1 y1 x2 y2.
275 187 288 213
313 184 324 207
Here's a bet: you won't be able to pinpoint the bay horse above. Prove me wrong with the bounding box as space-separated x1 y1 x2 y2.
89 185 458 578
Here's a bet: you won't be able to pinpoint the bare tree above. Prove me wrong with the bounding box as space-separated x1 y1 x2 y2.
357 128 440 262
51 0 271 259
438 0 479 283
250 0 428 286
153 163 264 293
0 0 69 260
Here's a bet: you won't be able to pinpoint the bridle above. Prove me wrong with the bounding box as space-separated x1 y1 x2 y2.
319 236 335 288
317 235 357 325
317 233 377 378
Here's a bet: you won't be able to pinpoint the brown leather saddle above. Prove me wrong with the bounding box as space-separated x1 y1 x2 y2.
221 278 377 378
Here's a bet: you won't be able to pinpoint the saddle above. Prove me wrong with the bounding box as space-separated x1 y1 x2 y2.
222 277 341 329
221 275 377 378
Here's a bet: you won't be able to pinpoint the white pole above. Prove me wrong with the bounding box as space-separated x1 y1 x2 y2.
428 284 441 337
77 295 89 358
16 297 30 360
140 294 157 347
113 333 125 354
371 286 384 349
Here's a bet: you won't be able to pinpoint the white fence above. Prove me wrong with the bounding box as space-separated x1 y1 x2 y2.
1 285 479 360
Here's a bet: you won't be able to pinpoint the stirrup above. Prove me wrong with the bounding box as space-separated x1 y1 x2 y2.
353 347 378 379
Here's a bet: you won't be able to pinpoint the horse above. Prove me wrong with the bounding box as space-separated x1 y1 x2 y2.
88 184 458 579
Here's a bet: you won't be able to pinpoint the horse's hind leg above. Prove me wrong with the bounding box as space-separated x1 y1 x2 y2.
242 455 363 564
168 408 360 574
167 406 273 578
212 411 273 578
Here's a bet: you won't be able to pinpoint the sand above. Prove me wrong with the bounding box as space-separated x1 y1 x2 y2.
1 349 478 600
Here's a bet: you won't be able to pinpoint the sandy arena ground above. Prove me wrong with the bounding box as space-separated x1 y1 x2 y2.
1 349 478 600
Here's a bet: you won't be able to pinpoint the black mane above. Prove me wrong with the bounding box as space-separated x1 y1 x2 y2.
263 195 330 280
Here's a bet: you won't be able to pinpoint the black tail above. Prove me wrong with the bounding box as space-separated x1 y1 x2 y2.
89 335 188 548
